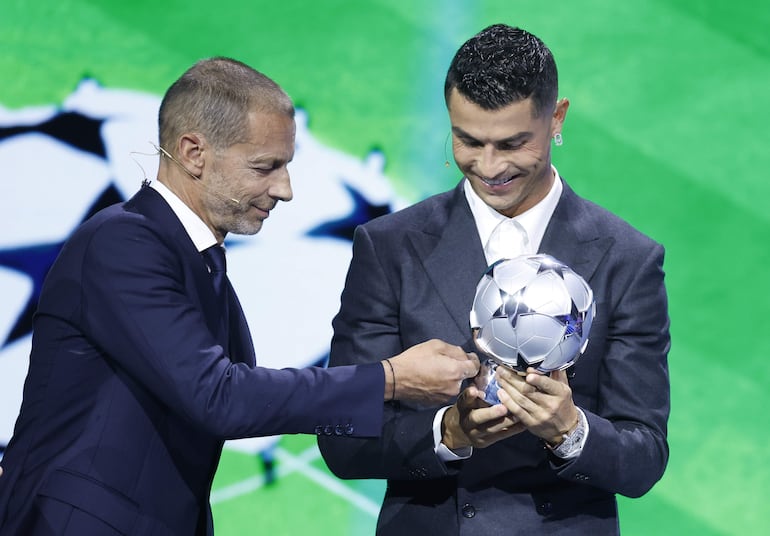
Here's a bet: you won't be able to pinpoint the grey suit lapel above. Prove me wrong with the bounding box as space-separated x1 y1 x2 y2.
408 184 489 338
402 180 610 340
539 181 612 284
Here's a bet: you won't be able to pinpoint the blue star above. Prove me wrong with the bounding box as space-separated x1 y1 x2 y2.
0 184 124 348
0 111 106 158
306 182 391 241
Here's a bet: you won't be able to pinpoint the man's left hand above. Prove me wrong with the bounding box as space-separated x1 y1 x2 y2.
495 367 579 445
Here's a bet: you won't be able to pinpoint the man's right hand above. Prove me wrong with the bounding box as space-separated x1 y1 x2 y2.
384 339 479 406
441 384 525 450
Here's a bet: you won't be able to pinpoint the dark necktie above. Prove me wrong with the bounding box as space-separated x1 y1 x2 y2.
202 245 230 346
202 245 228 300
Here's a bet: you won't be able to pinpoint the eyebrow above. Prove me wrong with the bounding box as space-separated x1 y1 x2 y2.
452 126 532 145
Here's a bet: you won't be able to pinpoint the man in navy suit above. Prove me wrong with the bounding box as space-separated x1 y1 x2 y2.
0 57 479 535
318 24 670 534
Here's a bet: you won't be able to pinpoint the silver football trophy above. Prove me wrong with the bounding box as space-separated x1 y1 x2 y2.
469 254 595 405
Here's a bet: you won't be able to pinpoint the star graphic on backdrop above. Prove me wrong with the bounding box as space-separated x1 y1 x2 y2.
306 182 391 241
0 184 124 347
0 111 106 158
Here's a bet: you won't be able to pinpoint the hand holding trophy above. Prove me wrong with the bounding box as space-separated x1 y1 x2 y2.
469 254 596 404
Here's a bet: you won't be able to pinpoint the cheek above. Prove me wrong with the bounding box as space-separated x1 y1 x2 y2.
451 145 475 167
523 142 550 163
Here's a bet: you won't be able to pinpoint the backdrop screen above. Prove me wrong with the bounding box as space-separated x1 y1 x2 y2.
1 1 768 534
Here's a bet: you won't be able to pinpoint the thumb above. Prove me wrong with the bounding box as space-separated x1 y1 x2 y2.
549 368 569 385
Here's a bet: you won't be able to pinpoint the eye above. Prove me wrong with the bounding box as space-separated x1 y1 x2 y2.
458 136 483 148
252 162 283 175
499 141 525 151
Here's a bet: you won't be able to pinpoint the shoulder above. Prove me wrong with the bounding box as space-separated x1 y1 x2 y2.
60 188 188 272
561 182 663 253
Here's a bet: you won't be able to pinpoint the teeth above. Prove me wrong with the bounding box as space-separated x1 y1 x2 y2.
482 176 513 186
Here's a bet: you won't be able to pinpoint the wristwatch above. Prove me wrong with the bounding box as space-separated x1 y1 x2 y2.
548 409 587 459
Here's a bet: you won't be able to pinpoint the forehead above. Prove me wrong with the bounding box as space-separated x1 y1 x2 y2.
447 89 542 140
229 110 295 160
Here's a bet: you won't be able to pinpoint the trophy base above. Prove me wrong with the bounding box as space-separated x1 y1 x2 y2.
474 358 512 405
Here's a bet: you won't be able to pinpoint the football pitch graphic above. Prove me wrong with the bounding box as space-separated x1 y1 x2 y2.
1 1 768 534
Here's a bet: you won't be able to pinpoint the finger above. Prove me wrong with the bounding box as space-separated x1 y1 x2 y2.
466 352 480 370
456 385 487 411
454 357 480 380
525 368 561 395
496 384 539 422
481 413 519 434
464 403 510 427
526 369 574 399
495 366 531 385
441 341 472 361
549 368 569 385
456 387 475 409
464 385 488 404
496 370 538 396
471 421 527 448
488 421 526 437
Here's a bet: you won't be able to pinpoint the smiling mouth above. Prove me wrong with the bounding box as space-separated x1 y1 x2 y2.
481 174 519 186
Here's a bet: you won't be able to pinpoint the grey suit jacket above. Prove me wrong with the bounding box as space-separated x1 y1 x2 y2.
318 180 670 535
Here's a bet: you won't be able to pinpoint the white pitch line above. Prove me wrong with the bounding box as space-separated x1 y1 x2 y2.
211 445 381 518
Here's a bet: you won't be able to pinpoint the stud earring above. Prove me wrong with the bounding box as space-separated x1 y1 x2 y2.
553 133 563 146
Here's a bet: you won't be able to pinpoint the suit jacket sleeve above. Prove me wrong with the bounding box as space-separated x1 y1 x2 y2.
317 224 454 480
78 213 385 439
552 237 671 498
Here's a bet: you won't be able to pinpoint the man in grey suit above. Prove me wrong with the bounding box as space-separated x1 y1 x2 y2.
318 24 670 534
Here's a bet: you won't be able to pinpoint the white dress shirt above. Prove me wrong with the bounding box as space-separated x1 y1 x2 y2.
149 180 219 252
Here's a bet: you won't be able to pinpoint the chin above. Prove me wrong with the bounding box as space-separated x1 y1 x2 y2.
228 222 262 236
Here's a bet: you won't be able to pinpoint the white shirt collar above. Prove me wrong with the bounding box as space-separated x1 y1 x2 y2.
463 166 563 254
148 180 219 253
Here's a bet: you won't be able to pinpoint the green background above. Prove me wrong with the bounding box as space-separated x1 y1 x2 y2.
3 0 769 534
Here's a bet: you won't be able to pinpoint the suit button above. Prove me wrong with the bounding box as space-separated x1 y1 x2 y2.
314 426 323 435
323 425 333 435
537 501 553 516
334 424 344 436
461 503 475 518
345 424 354 435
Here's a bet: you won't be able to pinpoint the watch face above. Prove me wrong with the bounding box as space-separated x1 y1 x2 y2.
552 414 585 456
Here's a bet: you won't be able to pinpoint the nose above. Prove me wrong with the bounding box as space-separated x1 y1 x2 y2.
477 145 507 180
270 168 293 202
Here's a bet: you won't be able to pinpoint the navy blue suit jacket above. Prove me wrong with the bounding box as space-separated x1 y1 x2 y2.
318 180 670 535
0 185 385 535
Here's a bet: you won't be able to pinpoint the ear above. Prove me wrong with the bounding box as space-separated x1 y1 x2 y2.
177 133 205 178
551 98 570 137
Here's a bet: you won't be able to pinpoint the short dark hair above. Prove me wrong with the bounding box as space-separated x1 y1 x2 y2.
444 24 558 116
159 57 294 151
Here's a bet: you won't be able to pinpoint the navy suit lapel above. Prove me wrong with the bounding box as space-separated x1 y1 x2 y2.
126 186 255 365
409 183 489 338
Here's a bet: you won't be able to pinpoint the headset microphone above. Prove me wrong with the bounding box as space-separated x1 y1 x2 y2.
155 144 242 206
